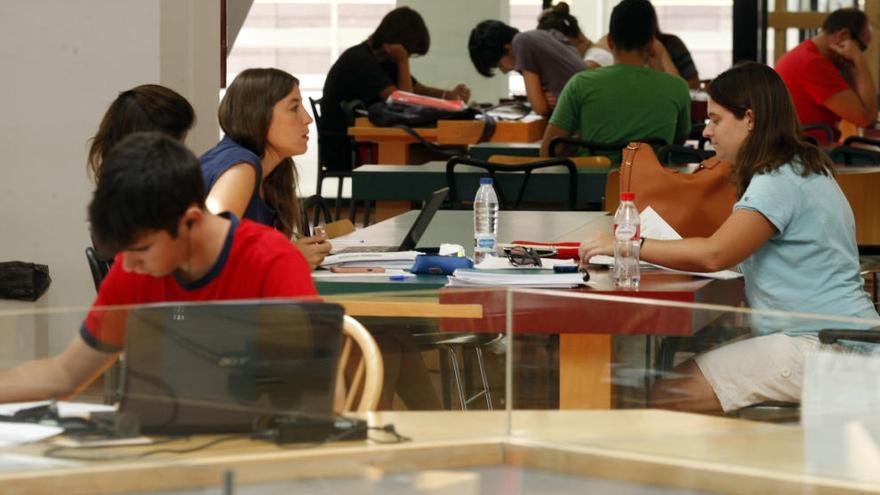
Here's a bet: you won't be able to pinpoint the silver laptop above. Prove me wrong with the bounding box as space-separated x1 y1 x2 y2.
336 187 448 253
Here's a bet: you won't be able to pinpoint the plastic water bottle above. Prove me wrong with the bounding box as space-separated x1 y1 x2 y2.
473 177 499 264
613 191 640 289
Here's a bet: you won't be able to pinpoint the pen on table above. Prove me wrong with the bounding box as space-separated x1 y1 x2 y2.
389 275 407 281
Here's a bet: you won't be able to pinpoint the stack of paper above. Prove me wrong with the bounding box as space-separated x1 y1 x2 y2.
474 257 577 270
320 251 421 269
447 269 588 288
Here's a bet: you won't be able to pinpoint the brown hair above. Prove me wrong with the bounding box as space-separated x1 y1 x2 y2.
218 68 301 238
88 84 195 181
707 62 833 196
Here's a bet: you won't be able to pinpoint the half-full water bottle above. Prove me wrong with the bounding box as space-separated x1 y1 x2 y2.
613 191 640 288
473 177 499 264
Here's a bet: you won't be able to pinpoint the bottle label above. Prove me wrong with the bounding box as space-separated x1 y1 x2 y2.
614 223 640 241
475 235 496 250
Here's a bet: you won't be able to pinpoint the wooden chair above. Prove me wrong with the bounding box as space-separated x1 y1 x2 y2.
338 315 384 412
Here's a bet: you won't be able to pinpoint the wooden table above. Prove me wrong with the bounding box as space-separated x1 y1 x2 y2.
352 161 609 208
320 211 743 410
1 410 873 494
348 117 547 164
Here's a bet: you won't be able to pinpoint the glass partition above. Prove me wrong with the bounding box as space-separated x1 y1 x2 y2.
3 284 880 493
506 286 880 492
0 289 512 493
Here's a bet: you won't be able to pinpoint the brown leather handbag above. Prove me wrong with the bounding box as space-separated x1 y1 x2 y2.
619 142 737 238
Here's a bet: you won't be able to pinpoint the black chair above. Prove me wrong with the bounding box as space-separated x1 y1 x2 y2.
656 144 716 165
309 96 373 225
802 122 835 145
300 194 333 237
84 246 112 292
548 136 668 160
445 156 578 210
827 135 880 165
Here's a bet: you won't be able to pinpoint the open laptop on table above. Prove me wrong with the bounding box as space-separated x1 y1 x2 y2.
335 187 448 253
94 300 350 438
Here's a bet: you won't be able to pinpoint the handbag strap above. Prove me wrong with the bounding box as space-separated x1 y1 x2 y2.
620 142 643 193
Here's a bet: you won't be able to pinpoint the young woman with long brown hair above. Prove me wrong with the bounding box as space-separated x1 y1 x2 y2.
88 84 195 182
200 68 330 269
580 61 879 414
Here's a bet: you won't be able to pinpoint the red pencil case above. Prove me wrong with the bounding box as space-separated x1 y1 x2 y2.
509 241 580 260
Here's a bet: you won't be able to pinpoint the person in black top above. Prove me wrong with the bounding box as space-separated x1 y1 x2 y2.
319 7 471 171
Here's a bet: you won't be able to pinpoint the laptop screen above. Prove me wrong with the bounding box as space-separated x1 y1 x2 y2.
119 300 344 434
398 187 448 251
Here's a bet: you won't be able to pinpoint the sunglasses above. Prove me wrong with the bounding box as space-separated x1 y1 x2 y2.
507 246 543 267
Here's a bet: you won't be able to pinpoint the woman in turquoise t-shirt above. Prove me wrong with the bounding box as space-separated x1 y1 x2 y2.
580 61 879 414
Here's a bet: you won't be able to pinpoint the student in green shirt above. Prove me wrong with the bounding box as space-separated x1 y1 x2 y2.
540 0 691 164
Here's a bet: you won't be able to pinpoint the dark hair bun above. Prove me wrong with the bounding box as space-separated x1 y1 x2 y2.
553 2 570 15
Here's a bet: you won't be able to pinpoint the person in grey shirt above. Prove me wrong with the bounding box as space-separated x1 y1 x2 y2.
469 20 587 116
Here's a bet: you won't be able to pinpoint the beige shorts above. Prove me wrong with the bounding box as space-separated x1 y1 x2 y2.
694 333 847 413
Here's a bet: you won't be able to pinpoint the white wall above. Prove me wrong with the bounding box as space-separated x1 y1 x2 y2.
0 0 219 358
399 0 509 103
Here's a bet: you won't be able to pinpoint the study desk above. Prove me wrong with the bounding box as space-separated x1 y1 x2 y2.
352 161 609 208
320 211 743 410
1 410 871 494
348 116 547 164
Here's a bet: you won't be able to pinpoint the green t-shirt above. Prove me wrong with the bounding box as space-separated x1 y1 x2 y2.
549 64 691 164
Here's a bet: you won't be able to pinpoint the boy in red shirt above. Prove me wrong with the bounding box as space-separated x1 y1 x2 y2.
776 8 877 144
0 132 317 402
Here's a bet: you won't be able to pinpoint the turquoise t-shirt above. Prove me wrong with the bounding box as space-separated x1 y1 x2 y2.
735 161 879 343
548 64 691 164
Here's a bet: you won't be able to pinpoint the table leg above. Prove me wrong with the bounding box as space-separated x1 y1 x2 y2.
559 334 611 409
378 142 410 164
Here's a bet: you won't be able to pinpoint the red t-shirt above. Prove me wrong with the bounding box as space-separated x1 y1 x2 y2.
82 216 318 352
775 39 850 144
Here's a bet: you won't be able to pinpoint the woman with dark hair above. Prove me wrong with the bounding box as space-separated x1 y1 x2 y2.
88 84 195 181
199 68 330 269
580 62 879 414
537 2 612 69
319 6 470 173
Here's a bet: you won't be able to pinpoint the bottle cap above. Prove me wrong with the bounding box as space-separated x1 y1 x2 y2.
620 191 635 201
479 177 493 185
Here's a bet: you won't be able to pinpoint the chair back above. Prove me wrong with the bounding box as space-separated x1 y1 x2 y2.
85 247 112 292
548 136 668 161
446 156 578 210
301 194 333 237
836 169 880 248
829 136 880 165
338 316 383 412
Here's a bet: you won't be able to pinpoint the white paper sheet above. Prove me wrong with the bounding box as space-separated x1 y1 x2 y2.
0 401 115 419
0 423 64 447
588 206 742 280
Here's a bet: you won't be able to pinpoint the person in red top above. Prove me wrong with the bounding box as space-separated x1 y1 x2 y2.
775 8 877 144
0 132 317 402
